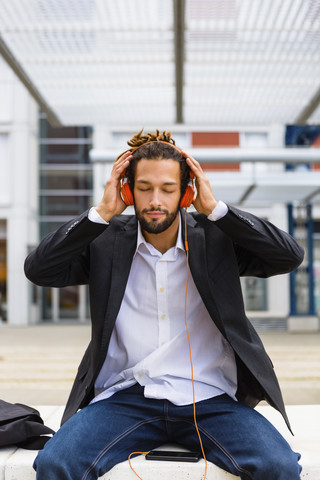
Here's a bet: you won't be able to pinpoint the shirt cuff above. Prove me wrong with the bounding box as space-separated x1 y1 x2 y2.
207 201 228 222
88 207 109 225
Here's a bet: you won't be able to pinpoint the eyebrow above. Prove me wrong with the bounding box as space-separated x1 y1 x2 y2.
136 180 179 186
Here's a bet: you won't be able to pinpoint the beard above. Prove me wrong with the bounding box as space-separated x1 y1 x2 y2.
135 206 179 234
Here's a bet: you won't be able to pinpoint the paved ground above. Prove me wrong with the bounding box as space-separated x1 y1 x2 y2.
0 323 319 407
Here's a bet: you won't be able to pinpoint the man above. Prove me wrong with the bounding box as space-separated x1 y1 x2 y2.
25 131 303 479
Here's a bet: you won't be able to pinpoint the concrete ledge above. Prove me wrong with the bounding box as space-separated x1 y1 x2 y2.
101 445 238 479
1 405 319 479
288 316 319 332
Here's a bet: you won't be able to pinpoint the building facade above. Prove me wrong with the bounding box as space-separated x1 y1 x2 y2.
1 57 319 330
38 115 93 322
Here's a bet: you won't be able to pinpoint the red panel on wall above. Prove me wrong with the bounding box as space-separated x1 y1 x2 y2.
192 132 239 147
312 134 320 170
191 132 240 171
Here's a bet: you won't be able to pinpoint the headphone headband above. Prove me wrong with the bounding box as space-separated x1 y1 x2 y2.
131 140 184 156
120 140 194 208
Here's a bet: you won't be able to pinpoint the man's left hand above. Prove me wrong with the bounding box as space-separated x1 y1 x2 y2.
184 154 218 216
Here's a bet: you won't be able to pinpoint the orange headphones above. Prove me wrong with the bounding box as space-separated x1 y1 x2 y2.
120 140 195 208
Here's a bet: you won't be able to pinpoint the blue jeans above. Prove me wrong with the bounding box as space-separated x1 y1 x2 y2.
34 385 301 480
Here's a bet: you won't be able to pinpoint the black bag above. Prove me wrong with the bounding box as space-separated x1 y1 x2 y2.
0 400 55 450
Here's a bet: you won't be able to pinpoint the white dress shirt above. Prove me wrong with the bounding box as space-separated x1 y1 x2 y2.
89 202 237 405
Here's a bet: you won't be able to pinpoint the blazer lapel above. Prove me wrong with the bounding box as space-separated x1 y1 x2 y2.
183 211 227 336
183 213 207 284
103 217 138 339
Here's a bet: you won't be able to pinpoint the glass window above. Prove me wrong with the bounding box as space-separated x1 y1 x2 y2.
59 286 79 320
86 285 90 319
46 125 79 139
40 117 92 141
41 287 52 321
294 267 310 314
40 169 92 190
293 219 309 314
40 195 92 216
46 143 82 156
40 221 66 239
41 286 80 321
40 144 92 164
0 240 6 322
0 220 6 322
39 116 93 322
241 277 267 311
314 221 320 316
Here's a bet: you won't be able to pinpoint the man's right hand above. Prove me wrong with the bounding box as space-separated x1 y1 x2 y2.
95 151 133 222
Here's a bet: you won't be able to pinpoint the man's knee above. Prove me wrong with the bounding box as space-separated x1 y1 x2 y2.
255 448 301 480
33 439 69 478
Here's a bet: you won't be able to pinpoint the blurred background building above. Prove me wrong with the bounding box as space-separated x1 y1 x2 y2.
0 0 319 330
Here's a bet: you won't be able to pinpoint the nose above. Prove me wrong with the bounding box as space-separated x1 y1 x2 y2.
149 189 161 208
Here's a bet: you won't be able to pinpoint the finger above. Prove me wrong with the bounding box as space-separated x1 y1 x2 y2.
113 152 132 176
115 151 132 166
119 150 132 160
185 155 204 177
186 154 202 170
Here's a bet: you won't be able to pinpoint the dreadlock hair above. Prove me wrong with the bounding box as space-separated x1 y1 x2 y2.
119 129 191 200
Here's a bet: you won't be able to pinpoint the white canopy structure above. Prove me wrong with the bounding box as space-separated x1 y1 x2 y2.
0 0 319 127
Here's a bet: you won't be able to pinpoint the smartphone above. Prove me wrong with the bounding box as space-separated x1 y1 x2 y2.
145 450 201 462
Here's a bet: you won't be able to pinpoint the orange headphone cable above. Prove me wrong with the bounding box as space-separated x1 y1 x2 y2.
184 208 208 480
128 451 150 480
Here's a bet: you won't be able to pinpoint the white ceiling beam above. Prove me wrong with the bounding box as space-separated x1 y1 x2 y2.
295 85 320 124
0 34 62 126
90 147 320 164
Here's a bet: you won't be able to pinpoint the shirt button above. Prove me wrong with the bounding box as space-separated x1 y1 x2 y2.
161 314 166 319
138 374 142 379
160 288 164 292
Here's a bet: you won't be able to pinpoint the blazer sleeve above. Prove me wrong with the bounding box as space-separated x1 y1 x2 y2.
214 205 304 278
24 210 108 287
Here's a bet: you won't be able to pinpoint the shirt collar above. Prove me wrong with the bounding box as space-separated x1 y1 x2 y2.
136 213 185 257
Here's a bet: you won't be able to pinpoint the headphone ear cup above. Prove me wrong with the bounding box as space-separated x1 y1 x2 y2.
121 182 134 206
180 185 195 208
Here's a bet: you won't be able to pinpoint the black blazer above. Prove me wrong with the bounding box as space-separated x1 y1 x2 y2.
24 205 304 431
